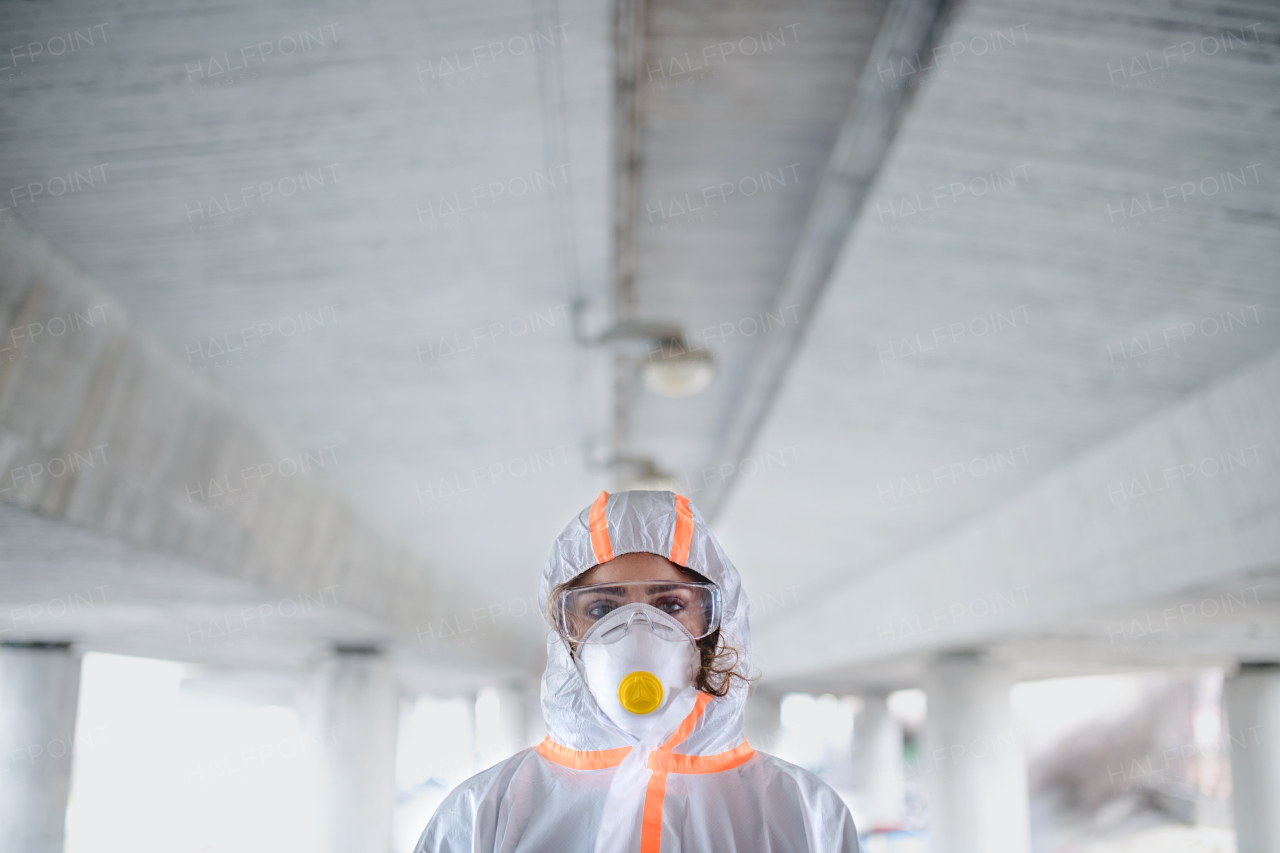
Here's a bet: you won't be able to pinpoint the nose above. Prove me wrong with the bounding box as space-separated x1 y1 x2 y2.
598 605 678 643
626 607 678 638
627 608 655 630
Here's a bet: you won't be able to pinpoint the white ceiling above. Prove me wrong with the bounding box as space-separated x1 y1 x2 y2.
1 0 1277 679
622 0 886 473
1 0 616 643
718 0 1280 627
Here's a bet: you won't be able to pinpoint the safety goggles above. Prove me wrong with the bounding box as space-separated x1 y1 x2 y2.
554 581 721 644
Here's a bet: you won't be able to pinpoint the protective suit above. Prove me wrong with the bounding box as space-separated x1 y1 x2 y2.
415 490 861 853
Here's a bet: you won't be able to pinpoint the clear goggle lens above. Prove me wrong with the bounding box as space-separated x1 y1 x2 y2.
556 581 721 643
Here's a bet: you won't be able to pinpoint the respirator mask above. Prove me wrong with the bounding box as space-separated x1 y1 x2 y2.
555 580 721 739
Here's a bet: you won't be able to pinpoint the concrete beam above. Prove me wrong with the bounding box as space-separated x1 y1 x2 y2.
701 0 956 518
610 0 646 318
0 227 480 652
754 347 1280 680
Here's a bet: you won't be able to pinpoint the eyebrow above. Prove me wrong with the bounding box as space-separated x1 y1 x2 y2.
586 585 629 596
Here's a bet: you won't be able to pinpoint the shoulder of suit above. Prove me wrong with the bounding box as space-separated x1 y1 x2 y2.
746 750 853 809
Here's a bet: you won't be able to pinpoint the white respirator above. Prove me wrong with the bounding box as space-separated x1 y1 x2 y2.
575 603 700 740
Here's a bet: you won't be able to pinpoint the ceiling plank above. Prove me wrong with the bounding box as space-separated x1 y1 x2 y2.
701 0 958 517
752 348 1280 683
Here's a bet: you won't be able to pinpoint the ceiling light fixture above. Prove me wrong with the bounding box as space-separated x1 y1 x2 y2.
585 319 717 398
640 345 715 398
605 455 681 491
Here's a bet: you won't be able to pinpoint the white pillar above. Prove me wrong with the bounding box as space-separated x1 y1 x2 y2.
495 687 526 756
0 643 81 853
524 684 547 748
476 686 528 768
304 648 400 853
923 654 1029 853
851 692 905 832
744 692 783 753
1223 663 1280 853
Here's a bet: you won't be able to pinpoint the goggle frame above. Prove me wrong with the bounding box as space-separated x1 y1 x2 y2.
554 580 721 644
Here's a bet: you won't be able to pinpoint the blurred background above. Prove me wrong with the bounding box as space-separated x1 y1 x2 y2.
0 0 1276 851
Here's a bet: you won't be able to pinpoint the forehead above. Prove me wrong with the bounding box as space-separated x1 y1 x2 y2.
579 551 687 585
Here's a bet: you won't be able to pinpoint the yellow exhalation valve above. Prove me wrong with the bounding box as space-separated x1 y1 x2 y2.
618 671 664 715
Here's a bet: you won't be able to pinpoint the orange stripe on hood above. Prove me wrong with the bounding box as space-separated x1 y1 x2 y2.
589 490 613 563
669 494 693 566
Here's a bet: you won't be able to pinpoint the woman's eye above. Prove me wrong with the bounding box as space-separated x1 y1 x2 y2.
654 596 687 614
585 601 617 619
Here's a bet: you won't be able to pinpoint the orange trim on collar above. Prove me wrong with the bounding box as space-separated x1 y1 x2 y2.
589 491 614 564
535 737 631 770
669 494 693 566
648 740 754 775
539 694 746 852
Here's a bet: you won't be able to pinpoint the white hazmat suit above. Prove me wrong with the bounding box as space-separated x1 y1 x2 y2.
415 489 861 853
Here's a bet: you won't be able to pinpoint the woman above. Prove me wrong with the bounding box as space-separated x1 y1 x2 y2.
416 489 861 852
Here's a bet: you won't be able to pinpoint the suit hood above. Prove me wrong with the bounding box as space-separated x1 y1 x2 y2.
539 490 751 756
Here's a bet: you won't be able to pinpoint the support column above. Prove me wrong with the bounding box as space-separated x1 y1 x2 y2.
304 647 400 853
0 642 81 853
475 686 528 768
744 691 783 753
495 687 526 756
524 684 547 748
851 692 906 832
923 653 1029 853
1223 663 1280 853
